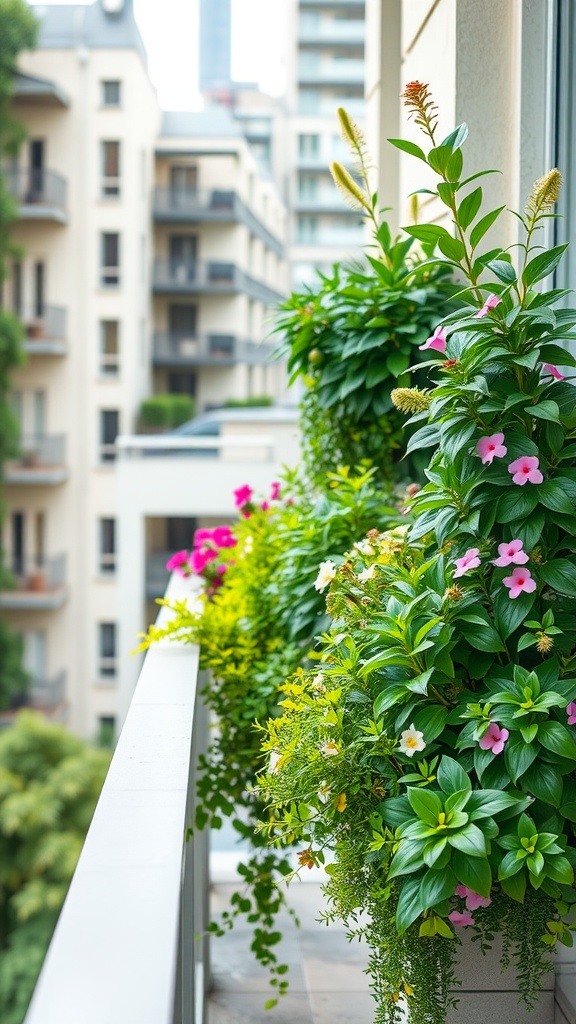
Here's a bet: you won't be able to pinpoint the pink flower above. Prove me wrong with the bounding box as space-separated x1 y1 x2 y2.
190 547 218 574
474 293 501 319
194 528 213 546
476 432 507 465
211 526 236 548
270 481 281 501
502 566 537 599
261 501 270 511
508 456 543 486
567 702 576 726
419 325 446 352
492 539 529 567
479 722 509 755
449 911 475 927
233 484 253 508
455 885 492 911
542 363 565 381
166 550 192 575
453 547 481 578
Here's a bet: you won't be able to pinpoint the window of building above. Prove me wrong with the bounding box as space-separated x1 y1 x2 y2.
168 371 196 396
101 80 121 107
298 133 320 158
99 517 116 573
101 141 121 197
97 715 116 748
101 233 120 287
98 622 117 677
99 321 119 376
298 174 319 199
297 215 318 243
299 90 321 114
11 260 22 316
99 409 119 462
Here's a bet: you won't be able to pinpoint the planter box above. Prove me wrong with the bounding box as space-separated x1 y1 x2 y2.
447 934 555 1024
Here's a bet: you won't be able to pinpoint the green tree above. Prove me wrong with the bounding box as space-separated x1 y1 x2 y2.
0 0 39 709
0 713 110 1024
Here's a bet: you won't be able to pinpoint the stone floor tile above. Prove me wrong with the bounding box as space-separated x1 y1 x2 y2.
208 990 315 1024
308 989 375 1024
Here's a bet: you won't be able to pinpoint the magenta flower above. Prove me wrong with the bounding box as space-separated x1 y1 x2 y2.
474 293 501 319
190 547 218 574
455 885 492 911
502 566 537 599
233 484 253 508
449 911 475 927
508 455 543 486
567 702 576 726
492 539 529 567
542 363 565 381
476 432 507 465
166 549 192 575
261 501 270 511
270 481 281 501
194 528 213 546
419 325 447 353
452 547 481 578
211 526 236 548
479 722 509 755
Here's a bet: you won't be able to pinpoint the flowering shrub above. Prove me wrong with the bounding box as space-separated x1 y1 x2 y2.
259 85 576 1024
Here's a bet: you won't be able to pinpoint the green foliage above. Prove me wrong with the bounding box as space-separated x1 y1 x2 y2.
260 87 576 1024
0 713 110 1023
0 621 28 712
224 395 273 408
274 252 457 486
138 393 195 430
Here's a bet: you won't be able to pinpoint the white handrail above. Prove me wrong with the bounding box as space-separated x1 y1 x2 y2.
117 433 275 451
24 574 208 1024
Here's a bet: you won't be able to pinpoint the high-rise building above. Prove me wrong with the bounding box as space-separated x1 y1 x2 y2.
287 0 366 287
199 0 232 95
0 0 287 739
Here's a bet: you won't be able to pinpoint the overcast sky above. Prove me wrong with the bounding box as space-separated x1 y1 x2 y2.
31 0 286 109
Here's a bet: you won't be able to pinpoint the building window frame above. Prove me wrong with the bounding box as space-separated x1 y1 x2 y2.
98 517 116 574
101 80 122 108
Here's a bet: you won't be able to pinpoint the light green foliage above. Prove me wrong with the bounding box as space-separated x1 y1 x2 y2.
0 713 110 1024
261 86 576 1024
138 393 195 430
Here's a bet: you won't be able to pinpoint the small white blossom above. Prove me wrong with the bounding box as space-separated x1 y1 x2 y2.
354 539 375 556
320 739 340 757
314 559 337 592
358 564 377 582
317 782 330 803
398 723 426 758
244 535 254 553
310 672 326 693
268 751 281 774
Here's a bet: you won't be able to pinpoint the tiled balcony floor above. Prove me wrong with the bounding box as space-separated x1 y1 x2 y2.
208 881 373 1024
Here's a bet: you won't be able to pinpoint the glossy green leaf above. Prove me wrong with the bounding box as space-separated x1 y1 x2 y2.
540 559 576 596
523 244 569 287
437 756 471 795
387 138 428 162
452 849 492 897
538 721 576 760
459 187 482 231
470 206 506 249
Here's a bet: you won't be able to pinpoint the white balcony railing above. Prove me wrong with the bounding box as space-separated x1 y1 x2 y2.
23 573 209 1024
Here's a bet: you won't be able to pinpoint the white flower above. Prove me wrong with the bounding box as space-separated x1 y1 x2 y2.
244 535 253 553
317 782 330 803
314 559 337 592
358 563 377 582
268 751 281 774
320 739 340 757
310 672 326 693
354 539 375 556
398 723 426 758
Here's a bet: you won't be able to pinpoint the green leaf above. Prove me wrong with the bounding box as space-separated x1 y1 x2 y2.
467 789 530 818
459 188 482 231
529 400 562 424
470 206 506 249
538 482 574 514
374 684 412 717
545 856 574 885
448 822 487 857
412 705 449 744
388 840 425 879
452 849 492 897
538 721 576 760
441 123 469 151
386 351 410 377
418 866 457 913
378 795 412 827
523 244 568 288
387 138 428 162
492 587 536 640
486 259 517 283
500 870 526 901
496 487 539 523
540 558 576 597
428 145 453 175
522 763 563 807
438 234 466 262
407 787 442 826
504 733 539 783
437 756 471 796
396 875 425 933
499 851 525 880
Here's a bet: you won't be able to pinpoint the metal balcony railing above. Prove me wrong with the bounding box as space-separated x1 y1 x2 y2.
152 260 284 305
152 331 272 366
298 96 365 117
29 669 67 709
5 554 67 593
19 305 67 345
10 434 66 469
23 574 209 1024
297 58 365 84
298 19 365 43
153 189 283 257
4 168 68 221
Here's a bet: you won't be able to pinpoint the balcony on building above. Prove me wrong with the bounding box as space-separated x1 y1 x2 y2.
298 94 365 117
5 434 67 485
152 259 283 305
152 331 272 368
20 305 68 355
297 58 365 85
295 223 366 247
298 18 365 44
12 71 70 109
4 168 68 223
0 669 68 727
294 186 360 213
0 554 68 610
153 187 283 257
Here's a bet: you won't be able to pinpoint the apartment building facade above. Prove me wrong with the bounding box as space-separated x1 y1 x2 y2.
0 0 288 738
288 0 367 287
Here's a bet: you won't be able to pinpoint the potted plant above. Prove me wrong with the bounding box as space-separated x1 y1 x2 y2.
260 84 576 1024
